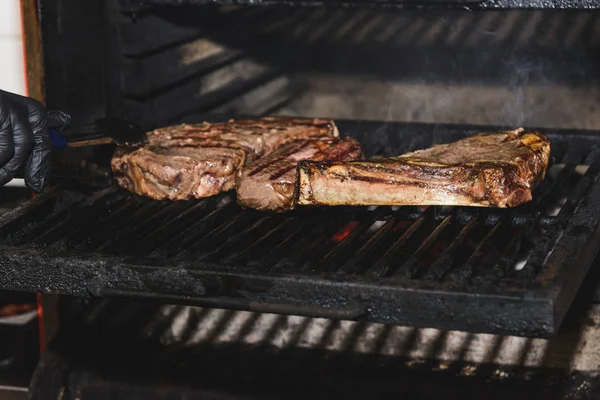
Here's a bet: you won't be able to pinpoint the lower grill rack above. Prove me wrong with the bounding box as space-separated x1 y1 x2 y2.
1 120 600 337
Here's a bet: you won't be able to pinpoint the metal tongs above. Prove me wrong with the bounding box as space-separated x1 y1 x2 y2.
47 110 147 149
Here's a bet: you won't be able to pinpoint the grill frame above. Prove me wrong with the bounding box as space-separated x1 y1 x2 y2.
120 0 600 9
2 120 600 337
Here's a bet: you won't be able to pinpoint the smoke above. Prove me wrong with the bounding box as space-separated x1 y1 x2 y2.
496 42 593 129
498 55 550 128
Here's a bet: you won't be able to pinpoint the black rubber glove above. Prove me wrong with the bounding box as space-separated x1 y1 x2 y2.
0 89 51 193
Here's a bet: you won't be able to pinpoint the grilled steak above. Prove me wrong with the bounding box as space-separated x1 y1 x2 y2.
295 128 551 208
112 117 339 201
237 137 363 211
111 146 247 201
146 116 339 156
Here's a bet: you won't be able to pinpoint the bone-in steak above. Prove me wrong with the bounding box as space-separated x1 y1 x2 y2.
295 129 551 208
111 117 339 201
237 137 363 211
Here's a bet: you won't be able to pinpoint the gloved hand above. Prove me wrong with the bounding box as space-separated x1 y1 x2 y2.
0 89 51 192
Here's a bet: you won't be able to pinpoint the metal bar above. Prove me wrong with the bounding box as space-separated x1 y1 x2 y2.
560 139 587 165
117 0 599 7
521 157 600 277
34 190 131 246
128 199 211 256
252 217 314 268
280 212 352 271
338 217 398 274
484 162 580 285
0 188 62 241
11 198 89 246
536 163 576 209
197 215 271 262
485 225 531 285
75 200 167 252
364 214 427 278
156 199 235 258
178 212 258 260
318 221 371 273
443 220 503 285
93 288 367 321
225 217 294 265
99 200 189 254
394 214 453 279
423 216 480 282
62 197 141 249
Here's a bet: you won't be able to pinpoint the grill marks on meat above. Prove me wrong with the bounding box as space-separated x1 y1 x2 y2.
146 116 339 156
111 117 339 201
295 129 551 208
111 147 247 201
236 137 363 211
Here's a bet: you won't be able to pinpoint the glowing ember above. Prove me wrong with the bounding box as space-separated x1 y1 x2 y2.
393 221 413 232
332 221 360 242
0 303 36 317
422 240 449 266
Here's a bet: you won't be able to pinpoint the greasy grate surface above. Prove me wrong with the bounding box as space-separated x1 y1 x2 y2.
2 120 600 337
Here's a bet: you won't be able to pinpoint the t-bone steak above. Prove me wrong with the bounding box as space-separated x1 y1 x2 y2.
237 137 363 211
295 128 551 208
111 117 339 201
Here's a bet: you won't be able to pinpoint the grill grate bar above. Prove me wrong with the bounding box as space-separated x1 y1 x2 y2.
478 163 580 284
282 219 348 271
423 216 480 282
485 225 533 286
155 199 235 258
0 190 61 241
338 217 398 275
442 220 504 285
99 200 191 254
521 157 600 278
75 200 169 252
393 214 453 279
119 199 210 256
225 217 295 266
61 196 142 249
199 215 272 262
256 218 315 268
560 139 588 165
365 214 427 278
11 197 91 246
318 220 372 272
33 190 131 246
179 212 258 260
538 164 576 209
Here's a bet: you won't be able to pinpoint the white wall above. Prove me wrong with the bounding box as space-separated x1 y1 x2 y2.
0 0 26 96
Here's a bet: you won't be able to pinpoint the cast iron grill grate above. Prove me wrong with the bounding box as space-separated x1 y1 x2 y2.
1 120 600 337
